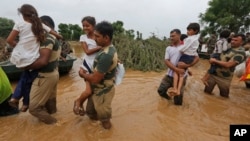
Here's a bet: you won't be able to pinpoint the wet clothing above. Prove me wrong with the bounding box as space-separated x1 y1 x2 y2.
29 34 60 124
86 45 118 121
213 47 246 80
29 70 59 123
86 87 115 121
204 75 231 98
157 44 188 105
11 70 38 106
158 75 187 105
204 46 246 97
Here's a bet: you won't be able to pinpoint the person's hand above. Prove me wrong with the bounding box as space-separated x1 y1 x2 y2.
78 68 87 78
176 68 185 75
177 62 189 69
57 34 64 40
188 70 192 76
209 58 217 64
60 56 67 62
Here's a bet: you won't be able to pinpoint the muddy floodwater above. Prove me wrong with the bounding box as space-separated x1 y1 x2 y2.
0 43 249 141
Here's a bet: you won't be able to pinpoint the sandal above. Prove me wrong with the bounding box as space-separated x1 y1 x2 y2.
8 98 19 108
20 105 29 112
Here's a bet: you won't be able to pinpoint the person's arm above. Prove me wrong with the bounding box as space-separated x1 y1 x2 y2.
79 68 104 84
25 48 52 70
178 37 192 53
79 51 113 84
43 23 63 40
81 42 101 55
209 58 237 68
49 30 63 40
6 30 19 47
177 55 200 69
164 47 185 75
165 59 185 75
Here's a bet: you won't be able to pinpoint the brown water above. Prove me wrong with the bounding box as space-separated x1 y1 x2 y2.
0 43 249 141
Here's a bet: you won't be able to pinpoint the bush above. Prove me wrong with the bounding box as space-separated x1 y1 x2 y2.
114 34 168 72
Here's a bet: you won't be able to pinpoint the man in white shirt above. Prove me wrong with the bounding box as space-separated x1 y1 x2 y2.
157 29 199 105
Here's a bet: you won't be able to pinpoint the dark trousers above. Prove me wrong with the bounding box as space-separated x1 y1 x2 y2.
12 70 38 105
157 75 187 105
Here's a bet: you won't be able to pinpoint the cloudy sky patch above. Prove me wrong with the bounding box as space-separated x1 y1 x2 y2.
0 0 210 38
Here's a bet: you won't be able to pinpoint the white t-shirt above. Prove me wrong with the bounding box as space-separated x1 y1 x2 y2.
10 21 51 68
165 45 182 77
165 44 189 77
79 34 98 71
178 34 199 56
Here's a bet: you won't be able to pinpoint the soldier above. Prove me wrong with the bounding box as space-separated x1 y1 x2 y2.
206 33 217 55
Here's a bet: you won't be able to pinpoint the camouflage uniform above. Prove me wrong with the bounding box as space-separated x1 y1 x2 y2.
86 45 118 121
204 47 246 97
206 35 217 55
60 41 72 58
29 34 61 124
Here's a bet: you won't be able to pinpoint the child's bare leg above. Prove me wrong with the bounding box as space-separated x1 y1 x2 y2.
201 73 209 86
74 81 92 115
167 71 178 96
176 75 184 95
173 71 178 92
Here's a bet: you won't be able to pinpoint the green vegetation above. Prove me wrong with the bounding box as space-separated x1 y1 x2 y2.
58 23 82 40
199 0 250 34
0 17 14 38
114 34 168 72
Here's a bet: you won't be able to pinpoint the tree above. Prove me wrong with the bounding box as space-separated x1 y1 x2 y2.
0 17 14 38
199 0 250 34
125 29 135 39
58 23 82 40
69 24 82 40
112 21 125 35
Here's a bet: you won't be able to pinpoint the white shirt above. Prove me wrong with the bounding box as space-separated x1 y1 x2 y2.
178 34 199 56
165 45 183 77
214 38 228 53
10 21 51 68
79 34 98 70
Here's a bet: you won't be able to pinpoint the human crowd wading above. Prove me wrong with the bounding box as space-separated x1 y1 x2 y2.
1 3 249 130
